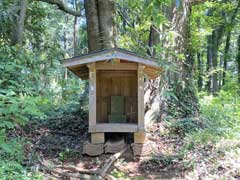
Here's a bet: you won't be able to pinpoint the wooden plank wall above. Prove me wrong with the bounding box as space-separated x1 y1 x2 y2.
96 70 138 124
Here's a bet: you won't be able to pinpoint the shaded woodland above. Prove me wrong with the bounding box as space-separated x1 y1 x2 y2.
0 0 240 179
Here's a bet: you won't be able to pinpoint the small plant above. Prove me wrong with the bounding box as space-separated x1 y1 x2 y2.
58 148 70 163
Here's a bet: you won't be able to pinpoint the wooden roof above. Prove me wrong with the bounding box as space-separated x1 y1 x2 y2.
62 48 162 79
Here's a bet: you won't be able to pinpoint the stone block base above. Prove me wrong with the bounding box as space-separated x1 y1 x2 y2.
82 141 104 156
91 133 105 144
105 137 126 153
131 141 157 157
134 132 146 144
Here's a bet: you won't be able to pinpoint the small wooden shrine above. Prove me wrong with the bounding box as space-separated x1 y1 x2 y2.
62 48 161 149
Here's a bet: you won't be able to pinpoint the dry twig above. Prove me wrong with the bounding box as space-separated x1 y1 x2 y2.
100 147 128 177
36 146 127 180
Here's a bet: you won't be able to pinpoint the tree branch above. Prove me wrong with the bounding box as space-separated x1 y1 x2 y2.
190 0 208 6
36 0 82 16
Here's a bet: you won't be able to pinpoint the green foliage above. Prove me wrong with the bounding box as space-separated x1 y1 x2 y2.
183 83 240 148
0 161 43 180
117 0 170 55
0 45 45 179
162 80 199 118
165 117 206 137
0 0 86 177
0 130 43 180
191 0 237 52
200 88 240 138
0 46 46 128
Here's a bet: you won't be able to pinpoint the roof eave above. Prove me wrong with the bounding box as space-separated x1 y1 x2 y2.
62 49 159 68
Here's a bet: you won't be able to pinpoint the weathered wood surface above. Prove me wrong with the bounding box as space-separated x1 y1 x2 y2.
104 138 126 153
131 141 157 156
82 141 104 156
134 132 146 143
69 65 89 79
89 123 138 133
91 132 105 144
63 48 159 68
138 64 145 131
96 62 137 70
87 63 96 132
63 48 162 80
96 70 137 124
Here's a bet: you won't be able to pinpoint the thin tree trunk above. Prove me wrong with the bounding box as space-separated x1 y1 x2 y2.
73 16 78 56
147 25 154 56
212 30 219 95
237 34 240 83
62 29 68 101
222 2 240 85
206 24 224 95
222 31 231 86
207 35 213 93
197 52 203 91
144 24 161 116
147 25 159 57
219 55 223 89
10 0 27 45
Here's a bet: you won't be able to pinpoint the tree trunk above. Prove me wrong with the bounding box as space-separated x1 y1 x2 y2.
197 52 203 91
161 0 202 117
84 0 115 52
84 0 101 52
222 31 231 86
73 16 78 56
237 34 240 83
206 25 224 95
222 2 240 85
144 24 161 121
146 0 208 119
10 0 27 45
98 0 115 49
212 30 219 95
219 55 223 89
147 25 159 57
207 35 213 93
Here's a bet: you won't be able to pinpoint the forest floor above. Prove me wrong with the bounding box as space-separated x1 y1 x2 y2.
22 110 240 180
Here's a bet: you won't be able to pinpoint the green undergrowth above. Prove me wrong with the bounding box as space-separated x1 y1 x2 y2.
186 83 240 147
0 130 43 180
156 83 240 179
166 82 240 150
0 45 83 180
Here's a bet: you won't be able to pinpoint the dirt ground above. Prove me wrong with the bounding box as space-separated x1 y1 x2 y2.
23 112 240 180
22 112 188 180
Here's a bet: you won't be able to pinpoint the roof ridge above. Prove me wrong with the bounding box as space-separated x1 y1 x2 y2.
62 48 158 63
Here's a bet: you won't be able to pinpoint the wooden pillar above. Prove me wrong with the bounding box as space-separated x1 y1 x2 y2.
87 63 96 132
138 64 145 131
